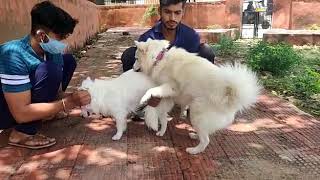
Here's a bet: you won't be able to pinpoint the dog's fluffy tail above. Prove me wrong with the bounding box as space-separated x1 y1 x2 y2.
144 106 159 131
216 63 261 112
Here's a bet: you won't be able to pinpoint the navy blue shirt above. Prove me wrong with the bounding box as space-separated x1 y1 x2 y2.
139 21 200 53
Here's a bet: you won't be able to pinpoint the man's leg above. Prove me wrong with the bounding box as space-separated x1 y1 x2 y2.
121 47 137 72
61 54 77 91
199 43 215 64
0 90 17 130
14 60 63 135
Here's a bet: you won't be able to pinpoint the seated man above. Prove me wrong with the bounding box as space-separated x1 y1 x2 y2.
121 0 215 72
0 1 91 149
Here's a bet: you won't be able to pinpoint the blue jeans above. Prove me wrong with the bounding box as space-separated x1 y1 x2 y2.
0 54 76 135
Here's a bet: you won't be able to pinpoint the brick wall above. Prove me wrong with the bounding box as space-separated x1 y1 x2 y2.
0 0 100 49
272 0 320 29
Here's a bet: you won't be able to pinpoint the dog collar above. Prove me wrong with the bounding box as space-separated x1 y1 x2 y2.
155 48 167 62
153 44 174 66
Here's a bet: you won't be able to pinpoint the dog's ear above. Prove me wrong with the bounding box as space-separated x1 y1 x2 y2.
161 40 170 49
134 40 140 47
146 38 152 43
135 41 147 53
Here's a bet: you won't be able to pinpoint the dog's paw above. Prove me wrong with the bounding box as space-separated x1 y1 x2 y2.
112 134 122 141
156 131 165 136
186 147 201 155
180 109 187 118
140 92 152 105
188 132 198 140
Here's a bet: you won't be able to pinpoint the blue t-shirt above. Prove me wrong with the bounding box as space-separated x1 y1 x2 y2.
139 21 200 53
0 35 63 92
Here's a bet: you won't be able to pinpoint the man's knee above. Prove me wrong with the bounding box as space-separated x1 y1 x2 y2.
199 43 215 64
121 47 137 72
63 54 77 71
35 61 63 83
31 61 63 102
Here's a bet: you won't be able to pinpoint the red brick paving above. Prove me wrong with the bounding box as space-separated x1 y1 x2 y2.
0 32 319 179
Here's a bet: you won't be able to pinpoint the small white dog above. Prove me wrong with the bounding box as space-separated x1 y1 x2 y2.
80 70 174 140
133 39 261 154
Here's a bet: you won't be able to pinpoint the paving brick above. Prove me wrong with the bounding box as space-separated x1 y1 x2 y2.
0 147 30 179
11 167 72 180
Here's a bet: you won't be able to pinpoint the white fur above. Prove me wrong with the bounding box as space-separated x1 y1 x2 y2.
80 70 173 140
134 39 261 154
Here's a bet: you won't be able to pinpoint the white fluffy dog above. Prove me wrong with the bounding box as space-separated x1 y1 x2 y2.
80 70 173 140
133 39 261 154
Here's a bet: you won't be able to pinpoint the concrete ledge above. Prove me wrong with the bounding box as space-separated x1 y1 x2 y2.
196 28 239 43
107 27 239 43
263 29 320 46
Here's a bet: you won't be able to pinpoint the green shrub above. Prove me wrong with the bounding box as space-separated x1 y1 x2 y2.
212 35 237 57
143 5 158 22
290 68 320 98
307 24 320 30
263 67 319 102
206 24 222 29
246 41 300 75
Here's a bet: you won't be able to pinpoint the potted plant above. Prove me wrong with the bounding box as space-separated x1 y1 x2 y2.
142 5 159 27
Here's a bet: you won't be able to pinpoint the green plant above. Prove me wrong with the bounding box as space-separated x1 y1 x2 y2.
143 5 158 22
290 68 320 98
307 24 320 30
206 24 222 30
211 35 237 57
246 41 300 76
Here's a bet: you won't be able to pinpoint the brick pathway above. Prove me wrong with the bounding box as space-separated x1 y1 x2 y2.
0 31 319 180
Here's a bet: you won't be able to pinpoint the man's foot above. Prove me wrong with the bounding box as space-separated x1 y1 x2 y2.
8 129 56 149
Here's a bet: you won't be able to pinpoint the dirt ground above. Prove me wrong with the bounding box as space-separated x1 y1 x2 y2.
0 31 320 180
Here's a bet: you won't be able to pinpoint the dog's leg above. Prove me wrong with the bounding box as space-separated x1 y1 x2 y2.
188 132 198 140
156 113 168 136
186 130 209 154
186 104 210 154
180 105 189 119
140 83 177 105
156 99 175 136
112 116 127 140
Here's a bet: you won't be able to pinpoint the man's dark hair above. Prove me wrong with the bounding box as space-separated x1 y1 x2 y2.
160 0 187 9
31 1 78 38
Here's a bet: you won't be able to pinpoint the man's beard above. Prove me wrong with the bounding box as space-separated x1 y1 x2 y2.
163 21 178 31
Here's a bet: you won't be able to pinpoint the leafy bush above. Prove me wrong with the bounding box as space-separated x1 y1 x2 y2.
143 5 158 22
212 35 237 57
246 41 300 75
290 68 320 98
307 24 320 30
262 67 320 116
206 24 222 29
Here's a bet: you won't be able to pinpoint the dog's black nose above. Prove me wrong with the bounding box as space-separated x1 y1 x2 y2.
133 68 141 72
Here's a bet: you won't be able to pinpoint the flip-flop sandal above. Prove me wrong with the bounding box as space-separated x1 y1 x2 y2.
8 134 56 150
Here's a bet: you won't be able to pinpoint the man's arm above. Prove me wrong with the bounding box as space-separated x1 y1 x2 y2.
189 31 201 53
4 90 89 124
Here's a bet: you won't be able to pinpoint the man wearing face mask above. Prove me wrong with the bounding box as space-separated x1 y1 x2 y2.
0 1 91 149
121 0 215 116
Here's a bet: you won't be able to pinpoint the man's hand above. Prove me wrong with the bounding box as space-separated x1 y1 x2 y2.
147 96 161 107
64 90 91 110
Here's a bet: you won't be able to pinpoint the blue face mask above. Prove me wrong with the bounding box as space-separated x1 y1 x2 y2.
40 36 67 54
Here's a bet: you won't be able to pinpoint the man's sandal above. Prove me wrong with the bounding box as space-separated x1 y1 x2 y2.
8 134 56 149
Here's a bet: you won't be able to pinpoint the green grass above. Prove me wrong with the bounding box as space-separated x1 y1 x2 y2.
211 40 320 117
